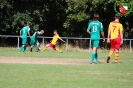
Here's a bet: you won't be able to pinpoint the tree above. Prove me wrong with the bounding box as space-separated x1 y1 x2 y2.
63 0 90 37
0 0 67 36
0 0 133 38
63 0 133 38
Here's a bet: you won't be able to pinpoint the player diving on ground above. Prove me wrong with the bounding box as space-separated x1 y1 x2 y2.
42 30 65 53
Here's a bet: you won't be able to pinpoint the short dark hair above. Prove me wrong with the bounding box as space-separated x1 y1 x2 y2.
114 14 120 19
54 30 57 32
94 13 100 20
27 22 31 26
40 30 44 33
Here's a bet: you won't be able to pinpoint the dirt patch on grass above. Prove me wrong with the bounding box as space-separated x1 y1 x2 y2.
0 56 132 65
0 56 89 65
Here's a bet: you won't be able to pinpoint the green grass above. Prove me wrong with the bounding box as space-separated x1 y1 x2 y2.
0 47 133 88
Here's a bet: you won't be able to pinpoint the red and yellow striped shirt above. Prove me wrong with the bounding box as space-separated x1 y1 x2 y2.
108 21 123 39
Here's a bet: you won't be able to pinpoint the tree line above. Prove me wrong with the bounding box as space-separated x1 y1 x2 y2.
0 0 133 39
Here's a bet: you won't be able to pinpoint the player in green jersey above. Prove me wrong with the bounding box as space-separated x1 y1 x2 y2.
19 22 31 53
30 30 44 52
87 14 105 64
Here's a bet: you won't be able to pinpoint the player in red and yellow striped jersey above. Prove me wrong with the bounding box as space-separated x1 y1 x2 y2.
42 30 65 53
107 14 123 63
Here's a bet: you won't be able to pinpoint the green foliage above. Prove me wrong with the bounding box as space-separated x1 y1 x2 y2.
11 12 33 33
63 0 89 37
0 0 133 37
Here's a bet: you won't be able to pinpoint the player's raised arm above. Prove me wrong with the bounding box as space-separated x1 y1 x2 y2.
59 37 65 43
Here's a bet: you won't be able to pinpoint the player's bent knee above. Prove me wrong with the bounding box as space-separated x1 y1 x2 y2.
115 49 119 52
46 44 50 47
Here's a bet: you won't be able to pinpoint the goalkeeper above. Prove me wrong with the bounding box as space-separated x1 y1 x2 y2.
30 30 44 52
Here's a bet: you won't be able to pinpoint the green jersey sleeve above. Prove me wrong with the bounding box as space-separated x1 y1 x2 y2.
100 22 103 31
28 28 30 32
33 31 41 38
36 31 41 35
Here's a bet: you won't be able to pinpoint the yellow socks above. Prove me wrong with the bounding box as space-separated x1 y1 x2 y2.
108 50 114 57
115 52 119 63
42 47 62 53
56 48 62 53
42 47 47 52
108 49 119 63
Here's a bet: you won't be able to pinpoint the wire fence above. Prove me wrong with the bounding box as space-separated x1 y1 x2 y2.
0 35 133 52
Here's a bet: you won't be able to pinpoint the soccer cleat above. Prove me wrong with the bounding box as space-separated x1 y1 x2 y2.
107 56 110 63
36 50 40 52
90 62 94 64
42 50 45 52
114 62 118 64
96 61 100 64
23 52 27 54
114 60 118 64
60 51 63 53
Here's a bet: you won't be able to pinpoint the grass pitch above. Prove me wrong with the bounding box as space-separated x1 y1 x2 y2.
0 47 133 88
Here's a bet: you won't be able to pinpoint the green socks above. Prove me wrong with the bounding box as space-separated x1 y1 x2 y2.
91 52 96 63
30 45 39 52
19 45 26 52
91 52 99 63
23 46 26 52
30 45 34 52
30 47 32 51
36 46 39 51
95 53 99 62
19 45 24 52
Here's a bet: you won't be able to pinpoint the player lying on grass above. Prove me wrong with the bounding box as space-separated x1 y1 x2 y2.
30 30 44 52
42 30 65 53
19 22 31 53
87 13 105 64
107 14 123 63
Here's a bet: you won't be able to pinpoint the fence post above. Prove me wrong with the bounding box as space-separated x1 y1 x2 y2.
66 37 68 51
130 39 132 52
42 37 44 48
18 37 19 49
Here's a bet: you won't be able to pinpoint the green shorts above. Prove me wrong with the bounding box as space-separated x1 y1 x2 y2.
91 40 100 48
30 39 38 45
22 38 27 44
